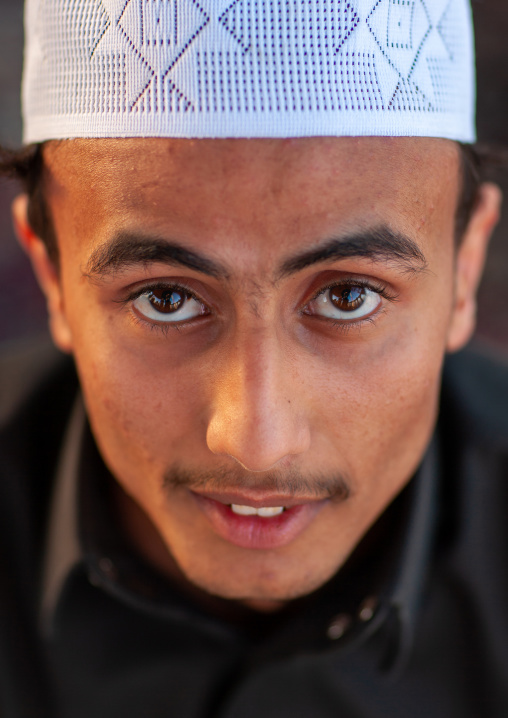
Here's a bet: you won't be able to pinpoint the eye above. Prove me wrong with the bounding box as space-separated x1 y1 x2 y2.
306 282 382 321
132 286 208 323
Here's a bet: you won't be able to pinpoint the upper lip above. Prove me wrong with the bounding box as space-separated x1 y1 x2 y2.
191 489 327 509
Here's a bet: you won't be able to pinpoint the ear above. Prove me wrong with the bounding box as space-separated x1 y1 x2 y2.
12 194 73 353
446 182 502 353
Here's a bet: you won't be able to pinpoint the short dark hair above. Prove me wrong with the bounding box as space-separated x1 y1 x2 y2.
0 143 58 266
0 141 503 268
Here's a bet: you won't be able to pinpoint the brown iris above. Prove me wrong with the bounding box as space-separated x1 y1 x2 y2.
148 288 186 314
329 285 366 312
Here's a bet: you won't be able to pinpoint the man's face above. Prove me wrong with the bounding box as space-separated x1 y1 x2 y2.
28 137 487 606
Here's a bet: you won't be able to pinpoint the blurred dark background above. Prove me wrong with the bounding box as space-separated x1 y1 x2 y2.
0 0 507 351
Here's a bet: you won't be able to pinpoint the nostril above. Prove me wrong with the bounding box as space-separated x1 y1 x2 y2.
206 411 311 473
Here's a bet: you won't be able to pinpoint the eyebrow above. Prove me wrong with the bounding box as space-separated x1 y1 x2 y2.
84 232 229 280
278 226 427 278
83 225 427 282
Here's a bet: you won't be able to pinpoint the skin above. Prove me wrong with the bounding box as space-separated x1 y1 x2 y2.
14 137 501 611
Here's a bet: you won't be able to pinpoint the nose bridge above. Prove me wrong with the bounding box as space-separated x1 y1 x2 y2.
206 326 310 472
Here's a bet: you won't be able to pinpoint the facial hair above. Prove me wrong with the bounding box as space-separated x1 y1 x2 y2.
163 463 352 503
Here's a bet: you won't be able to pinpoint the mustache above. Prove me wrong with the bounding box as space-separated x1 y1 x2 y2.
162 464 352 502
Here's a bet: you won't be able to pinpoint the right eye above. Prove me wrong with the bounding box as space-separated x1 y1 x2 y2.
132 286 208 323
306 283 382 322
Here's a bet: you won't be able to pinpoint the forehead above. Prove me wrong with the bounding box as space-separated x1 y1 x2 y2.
44 135 459 194
43 137 460 258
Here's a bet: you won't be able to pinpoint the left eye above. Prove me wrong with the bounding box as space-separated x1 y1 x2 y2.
306 284 382 321
132 287 207 323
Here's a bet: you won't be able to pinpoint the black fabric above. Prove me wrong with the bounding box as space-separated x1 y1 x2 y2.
1 340 508 717
0 341 77 718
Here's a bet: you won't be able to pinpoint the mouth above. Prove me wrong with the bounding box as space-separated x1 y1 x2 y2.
190 490 328 550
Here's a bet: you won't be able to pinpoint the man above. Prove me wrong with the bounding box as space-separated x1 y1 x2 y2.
0 0 507 716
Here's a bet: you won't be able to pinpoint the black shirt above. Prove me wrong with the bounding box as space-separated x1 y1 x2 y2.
1 340 508 717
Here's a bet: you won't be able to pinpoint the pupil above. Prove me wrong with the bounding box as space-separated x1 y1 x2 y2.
149 289 184 313
330 285 365 311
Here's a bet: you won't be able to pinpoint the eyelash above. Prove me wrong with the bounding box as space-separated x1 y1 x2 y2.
120 277 398 335
307 277 396 305
125 281 201 303
303 277 398 332
120 281 208 335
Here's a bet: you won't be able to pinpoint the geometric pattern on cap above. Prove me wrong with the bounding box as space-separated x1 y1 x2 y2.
22 0 476 142
219 0 360 55
367 0 457 111
94 0 365 113
97 0 210 110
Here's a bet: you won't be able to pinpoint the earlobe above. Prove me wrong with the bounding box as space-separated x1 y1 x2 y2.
446 183 502 353
12 194 74 354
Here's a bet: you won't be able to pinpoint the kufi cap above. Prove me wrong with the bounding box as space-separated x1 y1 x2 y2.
22 0 476 143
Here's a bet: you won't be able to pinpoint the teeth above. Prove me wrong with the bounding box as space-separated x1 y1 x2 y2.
231 504 284 517
257 506 284 517
230 504 258 516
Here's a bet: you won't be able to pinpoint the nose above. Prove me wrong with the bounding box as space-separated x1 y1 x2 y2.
206 330 311 472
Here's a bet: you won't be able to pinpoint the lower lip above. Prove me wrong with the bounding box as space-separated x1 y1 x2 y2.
191 493 326 550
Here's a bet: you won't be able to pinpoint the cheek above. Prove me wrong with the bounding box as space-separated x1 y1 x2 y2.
69 324 209 498
312 309 448 486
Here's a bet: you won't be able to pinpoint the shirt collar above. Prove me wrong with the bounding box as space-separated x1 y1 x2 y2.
378 433 439 674
41 395 439 669
40 396 84 630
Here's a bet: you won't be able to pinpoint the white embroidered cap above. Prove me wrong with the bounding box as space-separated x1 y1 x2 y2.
22 0 476 143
